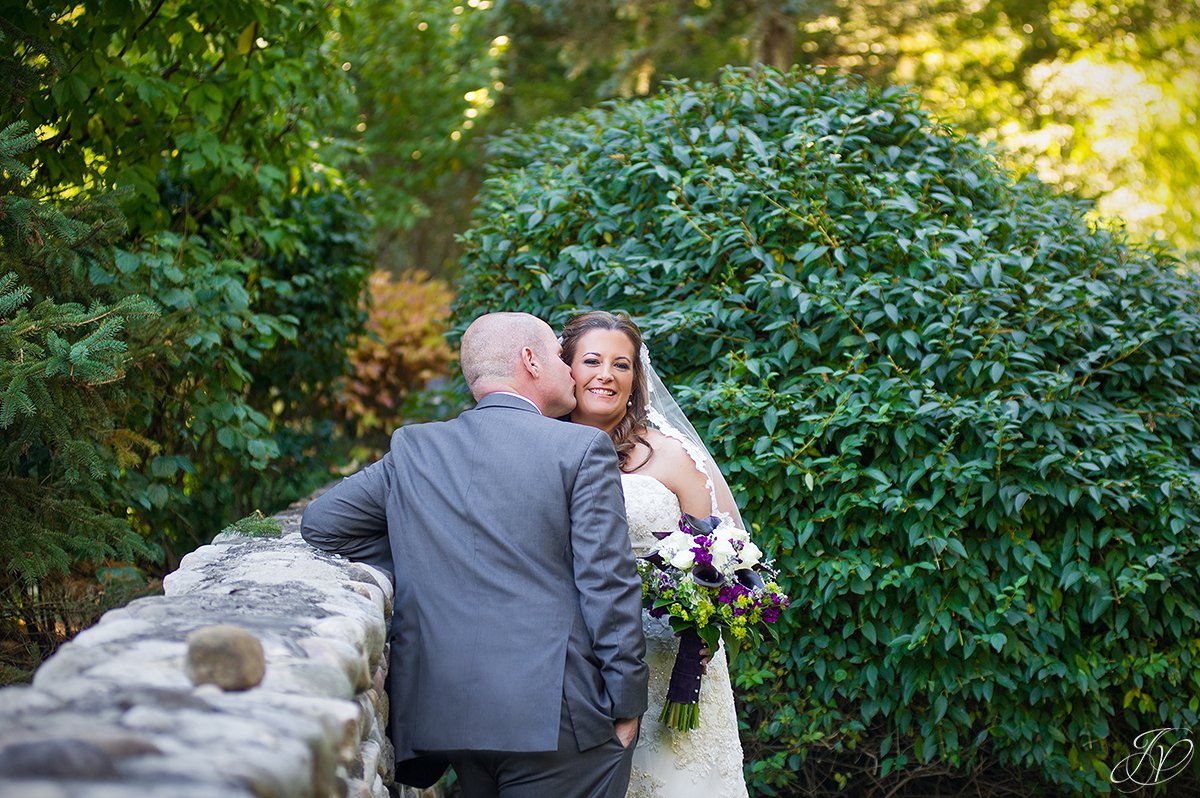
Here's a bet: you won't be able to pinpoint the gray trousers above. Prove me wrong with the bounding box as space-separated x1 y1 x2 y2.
447 701 637 798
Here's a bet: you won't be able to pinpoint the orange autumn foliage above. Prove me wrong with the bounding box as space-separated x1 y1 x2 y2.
337 270 454 435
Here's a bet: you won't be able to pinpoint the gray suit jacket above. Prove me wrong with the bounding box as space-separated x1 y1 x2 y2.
301 393 648 759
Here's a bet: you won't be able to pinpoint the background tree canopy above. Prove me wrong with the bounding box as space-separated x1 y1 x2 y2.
452 66 1200 797
350 0 1198 275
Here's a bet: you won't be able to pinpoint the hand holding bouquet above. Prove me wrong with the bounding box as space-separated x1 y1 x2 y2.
638 513 790 731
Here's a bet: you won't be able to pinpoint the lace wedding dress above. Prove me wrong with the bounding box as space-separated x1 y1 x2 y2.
622 473 750 798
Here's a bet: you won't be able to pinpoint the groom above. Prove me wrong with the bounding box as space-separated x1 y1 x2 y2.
301 312 648 798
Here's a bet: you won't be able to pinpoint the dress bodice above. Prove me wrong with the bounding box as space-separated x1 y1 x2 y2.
621 473 681 556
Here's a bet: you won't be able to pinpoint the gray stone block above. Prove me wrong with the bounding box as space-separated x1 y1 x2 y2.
0 496 406 798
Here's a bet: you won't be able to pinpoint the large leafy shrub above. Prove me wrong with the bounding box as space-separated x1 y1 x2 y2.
453 67 1200 796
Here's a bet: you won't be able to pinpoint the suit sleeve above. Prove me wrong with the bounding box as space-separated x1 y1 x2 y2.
569 431 649 719
300 433 397 577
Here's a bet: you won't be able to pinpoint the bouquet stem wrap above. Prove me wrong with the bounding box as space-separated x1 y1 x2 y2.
660 627 705 731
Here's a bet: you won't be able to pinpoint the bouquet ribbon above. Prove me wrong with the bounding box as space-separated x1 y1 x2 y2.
661 627 705 731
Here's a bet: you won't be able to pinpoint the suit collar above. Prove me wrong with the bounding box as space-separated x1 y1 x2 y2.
475 392 545 415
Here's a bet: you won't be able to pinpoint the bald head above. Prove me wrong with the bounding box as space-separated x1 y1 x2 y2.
460 312 557 398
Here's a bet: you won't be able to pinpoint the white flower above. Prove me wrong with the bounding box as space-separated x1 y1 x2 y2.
725 526 751 544
708 537 737 574
712 537 737 559
736 540 763 569
654 530 693 561
670 548 696 569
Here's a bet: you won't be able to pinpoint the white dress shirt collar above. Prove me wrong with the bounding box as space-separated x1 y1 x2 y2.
488 391 543 415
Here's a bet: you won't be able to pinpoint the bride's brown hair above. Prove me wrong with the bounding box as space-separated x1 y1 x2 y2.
560 310 651 471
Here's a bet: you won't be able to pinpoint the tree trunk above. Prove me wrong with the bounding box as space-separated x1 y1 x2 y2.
754 6 796 71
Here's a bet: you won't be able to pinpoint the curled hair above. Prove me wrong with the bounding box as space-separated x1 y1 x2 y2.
560 310 651 471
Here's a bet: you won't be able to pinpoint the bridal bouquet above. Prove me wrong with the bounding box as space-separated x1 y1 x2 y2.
637 513 790 732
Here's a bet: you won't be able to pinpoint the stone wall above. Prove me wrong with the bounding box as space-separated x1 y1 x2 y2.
0 500 439 798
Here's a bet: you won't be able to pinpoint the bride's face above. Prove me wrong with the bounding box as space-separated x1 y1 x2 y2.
568 329 637 431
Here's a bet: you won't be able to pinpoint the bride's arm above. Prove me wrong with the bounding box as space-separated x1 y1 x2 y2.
643 432 716 518
639 427 742 521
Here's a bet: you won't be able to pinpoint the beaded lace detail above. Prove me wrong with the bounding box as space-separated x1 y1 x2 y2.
621 474 749 798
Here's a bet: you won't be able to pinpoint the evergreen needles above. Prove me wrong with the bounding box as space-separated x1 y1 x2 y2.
0 120 158 590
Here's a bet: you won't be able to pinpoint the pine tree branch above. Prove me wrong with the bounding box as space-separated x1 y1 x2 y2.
66 297 154 330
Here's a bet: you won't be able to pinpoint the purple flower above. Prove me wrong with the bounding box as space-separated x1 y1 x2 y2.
717 585 746 605
763 607 781 623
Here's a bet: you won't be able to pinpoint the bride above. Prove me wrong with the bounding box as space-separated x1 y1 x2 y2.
559 310 750 798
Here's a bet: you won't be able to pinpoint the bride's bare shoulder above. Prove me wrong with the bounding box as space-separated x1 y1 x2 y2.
635 427 701 480
641 427 689 460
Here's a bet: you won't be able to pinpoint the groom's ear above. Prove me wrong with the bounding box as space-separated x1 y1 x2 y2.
520 345 539 376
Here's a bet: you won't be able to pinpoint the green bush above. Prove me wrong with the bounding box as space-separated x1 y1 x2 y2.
452 67 1200 796
112 183 373 557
